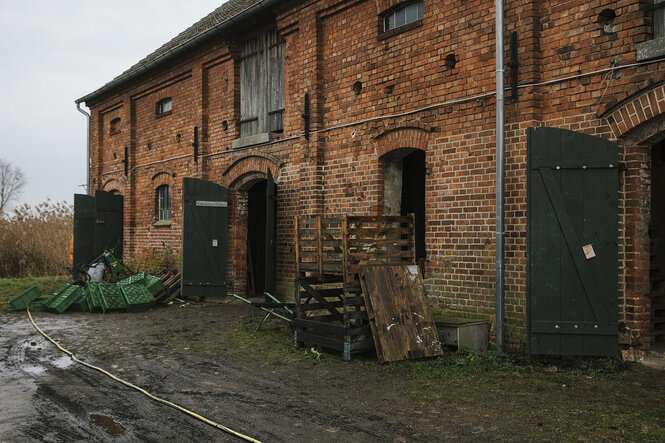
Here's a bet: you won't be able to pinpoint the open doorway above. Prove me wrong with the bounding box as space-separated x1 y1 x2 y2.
246 175 277 298
651 140 665 343
247 179 267 298
382 149 426 264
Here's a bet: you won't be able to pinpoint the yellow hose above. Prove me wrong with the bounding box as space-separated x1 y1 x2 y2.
26 307 261 443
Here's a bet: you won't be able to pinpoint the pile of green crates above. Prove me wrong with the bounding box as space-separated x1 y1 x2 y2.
9 272 162 314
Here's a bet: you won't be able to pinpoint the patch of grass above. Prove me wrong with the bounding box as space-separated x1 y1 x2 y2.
0 275 70 313
165 314 330 366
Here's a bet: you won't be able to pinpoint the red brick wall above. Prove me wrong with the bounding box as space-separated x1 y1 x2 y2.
85 0 665 349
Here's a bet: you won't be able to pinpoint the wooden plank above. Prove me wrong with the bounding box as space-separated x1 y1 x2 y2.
317 216 323 277
360 265 443 363
348 250 414 260
347 238 412 247
294 216 300 276
348 215 413 223
300 280 344 320
348 227 413 236
342 214 349 284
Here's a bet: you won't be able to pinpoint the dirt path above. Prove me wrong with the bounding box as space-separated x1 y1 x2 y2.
0 302 486 442
1 300 664 442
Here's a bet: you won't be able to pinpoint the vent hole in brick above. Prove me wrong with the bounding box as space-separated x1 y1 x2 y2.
113 152 117 159
147 142 152 151
597 9 615 33
352 81 362 95
445 53 457 69
384 84 394 94
222 120 228 131
175 133 181 143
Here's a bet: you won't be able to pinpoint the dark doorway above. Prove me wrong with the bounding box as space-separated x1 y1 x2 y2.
651 140 665 343
382 149 426 265
247 180 267 297
401 150 426 263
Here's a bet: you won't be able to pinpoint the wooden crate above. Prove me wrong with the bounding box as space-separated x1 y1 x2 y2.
293 215 416 360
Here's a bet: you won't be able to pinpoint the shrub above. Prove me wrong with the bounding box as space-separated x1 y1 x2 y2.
0 200 72 277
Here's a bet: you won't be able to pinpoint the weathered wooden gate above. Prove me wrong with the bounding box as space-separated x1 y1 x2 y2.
527 127 619 356
181 178 228 298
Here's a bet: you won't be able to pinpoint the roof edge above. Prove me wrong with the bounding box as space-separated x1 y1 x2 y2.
75 0 281 105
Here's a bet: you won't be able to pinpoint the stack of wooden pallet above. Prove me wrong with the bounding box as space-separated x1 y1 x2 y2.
293 214 417 360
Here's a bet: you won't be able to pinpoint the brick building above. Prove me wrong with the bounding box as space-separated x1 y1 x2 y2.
76 0 665 352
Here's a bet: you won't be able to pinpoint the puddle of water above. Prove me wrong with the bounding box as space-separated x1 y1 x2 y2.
90 414 125 436
50 356 74 369
22 364 47 376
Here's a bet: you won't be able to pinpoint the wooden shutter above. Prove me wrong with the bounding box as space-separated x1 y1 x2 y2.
239 28 284 137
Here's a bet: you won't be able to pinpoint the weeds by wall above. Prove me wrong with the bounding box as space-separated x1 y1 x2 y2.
0 200 72 277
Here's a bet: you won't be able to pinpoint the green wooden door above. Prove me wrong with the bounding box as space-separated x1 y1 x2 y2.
527 127 618 356
181 178 228 297
93 190 124 258
73 194 95 270
264 169 277 296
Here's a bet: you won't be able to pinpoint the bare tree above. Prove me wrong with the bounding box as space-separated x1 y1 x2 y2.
0 159 27 214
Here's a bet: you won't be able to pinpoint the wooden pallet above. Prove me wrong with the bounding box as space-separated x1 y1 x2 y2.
293 215 416 360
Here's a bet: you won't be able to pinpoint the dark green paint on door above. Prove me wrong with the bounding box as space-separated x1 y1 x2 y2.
73 194 95 270
527 127 619 357
181 178 228 298
94 190 123 259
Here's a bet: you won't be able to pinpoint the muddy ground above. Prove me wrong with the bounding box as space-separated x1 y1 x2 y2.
1 299 664 442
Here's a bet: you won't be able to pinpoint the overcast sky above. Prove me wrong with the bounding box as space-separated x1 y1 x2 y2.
0 1 224 210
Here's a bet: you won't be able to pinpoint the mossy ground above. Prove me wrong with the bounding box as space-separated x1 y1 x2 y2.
168 311 665 442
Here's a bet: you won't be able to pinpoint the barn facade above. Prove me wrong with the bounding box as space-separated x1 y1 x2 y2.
76 0 665 351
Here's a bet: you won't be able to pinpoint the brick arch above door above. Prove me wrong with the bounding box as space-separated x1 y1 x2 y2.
101 175 126 195
372 124 433 158
603 82 665 143
221 153 282 189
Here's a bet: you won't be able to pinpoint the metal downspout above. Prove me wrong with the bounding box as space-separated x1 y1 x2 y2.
495 0 505 351
76 103 91 194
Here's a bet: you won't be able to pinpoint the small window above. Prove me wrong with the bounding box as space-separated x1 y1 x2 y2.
383 1 423 32
157 185 171 221
156 98 172 117
110 117 121 135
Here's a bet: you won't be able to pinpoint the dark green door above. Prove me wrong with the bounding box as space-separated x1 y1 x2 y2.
94 190 124 258
181 178 228 297
73 194 95 270
527 127 618 356
264 169 277 296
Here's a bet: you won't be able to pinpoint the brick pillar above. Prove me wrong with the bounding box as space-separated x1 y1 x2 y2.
621 144 652 346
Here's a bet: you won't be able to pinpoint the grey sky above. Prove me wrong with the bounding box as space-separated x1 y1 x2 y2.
0 1 223 210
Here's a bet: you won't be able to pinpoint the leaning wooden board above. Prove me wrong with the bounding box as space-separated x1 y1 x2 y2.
360 265 443 363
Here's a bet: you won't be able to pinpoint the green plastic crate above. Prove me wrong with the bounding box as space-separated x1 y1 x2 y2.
117 272 146 286
47 285 84 313
99 283 126 310
9 286 42 311
120 284 155 312
27 294 56 312
86 283 108 313
144 275 164 297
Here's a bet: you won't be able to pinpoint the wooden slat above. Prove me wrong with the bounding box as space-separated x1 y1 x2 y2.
300 280 344 320
347 238 412 247
348 227 413 236
348 250 414 260
348 215 413 223
360 265 443 363
294 216 300 277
